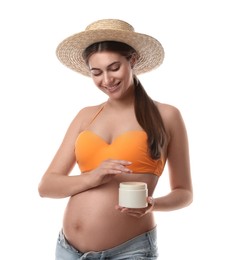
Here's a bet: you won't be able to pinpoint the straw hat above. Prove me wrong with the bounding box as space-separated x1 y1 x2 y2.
56 19 164 76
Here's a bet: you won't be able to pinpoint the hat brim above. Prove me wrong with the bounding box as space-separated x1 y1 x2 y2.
56 29 164 76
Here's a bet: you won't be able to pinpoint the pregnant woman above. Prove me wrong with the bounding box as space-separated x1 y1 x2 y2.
38 19 193 259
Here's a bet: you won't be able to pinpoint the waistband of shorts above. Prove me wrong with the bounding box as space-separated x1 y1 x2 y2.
103 226 157 254
59 226 157 253
59 226 157 255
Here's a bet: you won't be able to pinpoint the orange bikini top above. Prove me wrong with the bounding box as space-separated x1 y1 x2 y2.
75 106 165 176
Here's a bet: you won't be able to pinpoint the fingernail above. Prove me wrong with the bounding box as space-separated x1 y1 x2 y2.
148 197 154 204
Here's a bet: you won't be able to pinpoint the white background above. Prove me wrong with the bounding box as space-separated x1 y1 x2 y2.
0 0 231 259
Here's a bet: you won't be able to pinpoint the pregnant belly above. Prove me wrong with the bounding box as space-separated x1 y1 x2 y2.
63 181 119 230
62 179 155 252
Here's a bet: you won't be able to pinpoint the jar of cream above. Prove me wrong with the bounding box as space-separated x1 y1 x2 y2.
119 182 148 208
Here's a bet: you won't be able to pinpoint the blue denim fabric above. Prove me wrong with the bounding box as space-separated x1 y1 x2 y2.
55 227 158 259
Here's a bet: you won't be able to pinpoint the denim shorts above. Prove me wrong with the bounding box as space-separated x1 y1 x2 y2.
55 227 158 259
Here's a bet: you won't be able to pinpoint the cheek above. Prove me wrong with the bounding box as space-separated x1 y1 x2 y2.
121 66 133 80
92 77 106 92
91 76 101 87
123 69 133 85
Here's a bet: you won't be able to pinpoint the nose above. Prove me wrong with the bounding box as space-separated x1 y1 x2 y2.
102 72 112 86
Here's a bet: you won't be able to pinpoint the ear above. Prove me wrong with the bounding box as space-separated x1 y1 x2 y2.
130 53 138 69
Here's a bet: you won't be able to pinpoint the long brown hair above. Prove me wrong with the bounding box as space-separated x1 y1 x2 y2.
83 41 166 159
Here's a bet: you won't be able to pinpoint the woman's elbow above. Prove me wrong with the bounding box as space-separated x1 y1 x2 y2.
185 189 193 207
38 177 49 198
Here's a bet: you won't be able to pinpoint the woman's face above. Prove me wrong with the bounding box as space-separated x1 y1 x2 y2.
88 51 135 99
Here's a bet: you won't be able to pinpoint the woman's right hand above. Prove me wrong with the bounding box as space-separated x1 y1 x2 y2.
89 159 132 186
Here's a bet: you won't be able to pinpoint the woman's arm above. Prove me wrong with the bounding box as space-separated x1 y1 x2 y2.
38 109 95 198
38 107 132 199
115 104 193 218
153 105 193 211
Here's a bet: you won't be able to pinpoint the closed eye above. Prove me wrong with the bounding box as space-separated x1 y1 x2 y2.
91 69 102 76
90 62 121 76
110 65 120 72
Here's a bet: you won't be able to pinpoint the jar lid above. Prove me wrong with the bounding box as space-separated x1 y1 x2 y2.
119 182 147 190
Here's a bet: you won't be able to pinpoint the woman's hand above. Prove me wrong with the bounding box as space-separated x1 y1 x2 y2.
90 159 132 187
115 196 155 218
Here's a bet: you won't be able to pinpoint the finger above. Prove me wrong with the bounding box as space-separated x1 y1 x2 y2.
127 209 144 215
105 159 132 166
100 160 133 174
126 210 145 218
115 205 129 213
115 205 124 210
102 168 129 175
147 196 155 206
108 164 132 173
115 206 145 218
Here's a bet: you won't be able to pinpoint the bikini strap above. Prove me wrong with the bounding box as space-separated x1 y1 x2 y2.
87 103 105 127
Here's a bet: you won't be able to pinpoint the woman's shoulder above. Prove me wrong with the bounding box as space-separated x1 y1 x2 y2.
79 103 104 114
72 103 106 130
155 101 181 118
155 101 185 134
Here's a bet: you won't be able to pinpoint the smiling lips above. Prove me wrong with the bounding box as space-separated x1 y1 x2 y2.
104 82 120 93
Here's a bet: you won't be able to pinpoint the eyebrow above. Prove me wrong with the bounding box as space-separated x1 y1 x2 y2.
90 61 120 71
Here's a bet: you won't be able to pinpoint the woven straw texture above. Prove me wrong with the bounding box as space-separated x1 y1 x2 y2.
56 19 164 76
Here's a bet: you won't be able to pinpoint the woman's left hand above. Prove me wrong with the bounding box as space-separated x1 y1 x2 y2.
115 196 155 218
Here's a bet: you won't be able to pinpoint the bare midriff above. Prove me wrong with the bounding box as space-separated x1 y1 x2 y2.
63 173 158 252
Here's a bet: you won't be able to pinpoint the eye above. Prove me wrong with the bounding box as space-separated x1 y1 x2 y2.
91 69 102 76
110 64 120 72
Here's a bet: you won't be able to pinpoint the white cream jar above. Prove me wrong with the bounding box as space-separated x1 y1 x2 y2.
119 182 148 208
